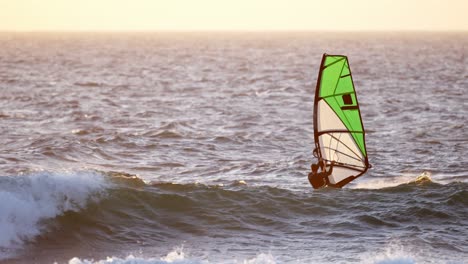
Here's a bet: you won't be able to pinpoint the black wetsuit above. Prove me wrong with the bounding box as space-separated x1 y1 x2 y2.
308 164 334 189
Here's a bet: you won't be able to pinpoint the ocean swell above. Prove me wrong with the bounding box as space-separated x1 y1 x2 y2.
0 171 109 257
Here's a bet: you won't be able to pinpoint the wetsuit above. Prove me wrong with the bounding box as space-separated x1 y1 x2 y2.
308 163 334 189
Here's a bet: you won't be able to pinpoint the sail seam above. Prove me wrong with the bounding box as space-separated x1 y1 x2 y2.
320 132 364 162
332 60 347 95
323 57 345 69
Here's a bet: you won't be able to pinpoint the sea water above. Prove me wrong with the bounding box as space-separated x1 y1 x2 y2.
0 32 466 263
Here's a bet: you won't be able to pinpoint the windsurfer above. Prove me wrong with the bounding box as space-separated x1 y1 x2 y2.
308 159 334 189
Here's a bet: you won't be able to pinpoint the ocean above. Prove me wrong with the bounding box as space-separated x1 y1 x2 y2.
0 32 466 264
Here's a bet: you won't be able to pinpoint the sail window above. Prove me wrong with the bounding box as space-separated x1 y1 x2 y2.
342 94 353 105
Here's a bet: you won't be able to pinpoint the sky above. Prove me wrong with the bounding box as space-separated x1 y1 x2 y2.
1 0 468 31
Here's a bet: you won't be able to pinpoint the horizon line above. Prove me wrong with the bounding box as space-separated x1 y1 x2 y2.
1 29 467 33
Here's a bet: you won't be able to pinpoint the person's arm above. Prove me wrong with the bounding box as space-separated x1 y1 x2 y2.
319 159 326 172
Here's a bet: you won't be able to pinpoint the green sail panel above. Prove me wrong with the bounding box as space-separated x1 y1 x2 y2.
320 55 365 155
313 54 370 186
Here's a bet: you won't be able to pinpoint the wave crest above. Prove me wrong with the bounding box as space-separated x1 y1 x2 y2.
0 171 109 254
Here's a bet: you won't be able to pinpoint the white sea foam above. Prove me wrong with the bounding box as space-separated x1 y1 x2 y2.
68 254 197 264
241 253 276 264
0 171 109 256
68 247 201 264
361 239 464 264
352 171 433 190
373 258 415 264
67 248 276 264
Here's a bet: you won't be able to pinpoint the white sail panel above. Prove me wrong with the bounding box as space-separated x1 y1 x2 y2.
316 100 346 132
316 101 365 166
318 133 364 168
327 166 363 184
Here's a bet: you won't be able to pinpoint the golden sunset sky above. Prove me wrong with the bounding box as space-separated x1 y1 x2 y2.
1 0 467 31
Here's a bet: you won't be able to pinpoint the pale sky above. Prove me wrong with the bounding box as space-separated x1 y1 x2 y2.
1 0 467 31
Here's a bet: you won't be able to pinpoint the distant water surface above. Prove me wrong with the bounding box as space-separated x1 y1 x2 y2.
0 32 467 263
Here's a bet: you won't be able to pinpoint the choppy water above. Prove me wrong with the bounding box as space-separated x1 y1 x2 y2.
0 32 467 264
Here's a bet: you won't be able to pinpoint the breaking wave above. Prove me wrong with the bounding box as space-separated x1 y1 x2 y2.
0 170 466 262
0 171 109 259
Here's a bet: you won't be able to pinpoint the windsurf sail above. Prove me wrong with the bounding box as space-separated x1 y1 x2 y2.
313 53 370 187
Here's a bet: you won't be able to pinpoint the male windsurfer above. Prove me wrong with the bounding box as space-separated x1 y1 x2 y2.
308 159 334 189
